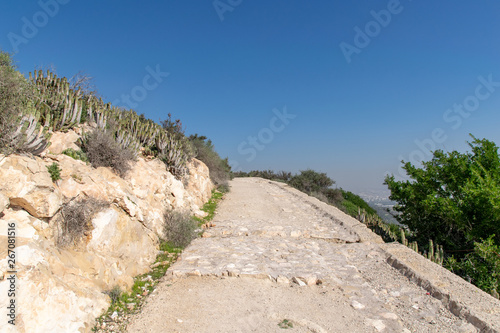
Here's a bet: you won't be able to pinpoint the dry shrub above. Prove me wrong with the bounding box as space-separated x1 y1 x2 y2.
81 128 135 177
57 197 108 247
163 209 198 248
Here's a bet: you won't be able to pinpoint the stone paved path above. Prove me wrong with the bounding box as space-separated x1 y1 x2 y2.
126 178 479 333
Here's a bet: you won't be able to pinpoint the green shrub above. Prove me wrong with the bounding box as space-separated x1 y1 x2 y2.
342 190 377 215
163 209 198 248
80 128 135 177
0 51 36 155
189 134 231 187
341 199 359 217
58 197 108 247
289 169 334 194
446 235 500 298
62 148 88 163
323 188 343 204
46 162 62 182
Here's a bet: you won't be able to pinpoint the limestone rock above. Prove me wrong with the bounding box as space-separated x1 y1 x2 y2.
47 129 80 155
0 137 214 332
276 275 290 284
0 155 63 218
0 192 8 213
186 158 213 207
292 276 307 287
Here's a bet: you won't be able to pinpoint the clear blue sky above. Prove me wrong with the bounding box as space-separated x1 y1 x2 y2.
2 0 500 194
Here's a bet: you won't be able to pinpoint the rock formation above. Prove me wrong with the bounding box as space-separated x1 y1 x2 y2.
0 130 213 332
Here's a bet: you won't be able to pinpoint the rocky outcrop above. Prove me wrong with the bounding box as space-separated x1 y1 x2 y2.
186 158 213 208
0 131 213 332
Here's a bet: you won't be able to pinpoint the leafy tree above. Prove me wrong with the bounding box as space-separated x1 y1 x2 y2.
384 135 500 252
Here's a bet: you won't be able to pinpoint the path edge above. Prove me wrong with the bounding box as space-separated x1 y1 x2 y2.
267 179 500 333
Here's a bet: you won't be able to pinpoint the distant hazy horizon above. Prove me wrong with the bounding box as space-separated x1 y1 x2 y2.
2 1 499 196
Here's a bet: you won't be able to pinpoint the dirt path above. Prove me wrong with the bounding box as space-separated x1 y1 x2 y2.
126 178 477 333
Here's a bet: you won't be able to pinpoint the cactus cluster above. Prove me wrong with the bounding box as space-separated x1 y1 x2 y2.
23 69 191 179
30 70 83 132
357 208 399 242
156 131 191 177
357 208 446 266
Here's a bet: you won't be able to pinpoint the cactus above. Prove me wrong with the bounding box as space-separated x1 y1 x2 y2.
26 68 196 178
10 113 51 155
30 69 84 132
428 240 434 260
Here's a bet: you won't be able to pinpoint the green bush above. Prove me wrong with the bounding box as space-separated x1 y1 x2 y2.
323 188 343 204
58 197 108 247
0 51 36 155
289 169 334 194
446 235 499 298
46 162 62 182
189 134 231 188
80 128 135 177
341 199 359 217
62 148 89 162
342 190 377 215
163 209 198 248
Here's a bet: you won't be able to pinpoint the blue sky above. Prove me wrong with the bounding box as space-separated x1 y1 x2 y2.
1 1 500 194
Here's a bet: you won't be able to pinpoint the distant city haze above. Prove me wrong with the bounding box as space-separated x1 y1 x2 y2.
1 1 499 196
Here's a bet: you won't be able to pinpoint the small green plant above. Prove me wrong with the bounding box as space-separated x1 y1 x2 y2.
71 174 82 182
46 162 62 182
278 319 293 329
62 148 89 163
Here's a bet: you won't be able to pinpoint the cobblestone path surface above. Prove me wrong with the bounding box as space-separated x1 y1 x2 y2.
126 178 479 333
